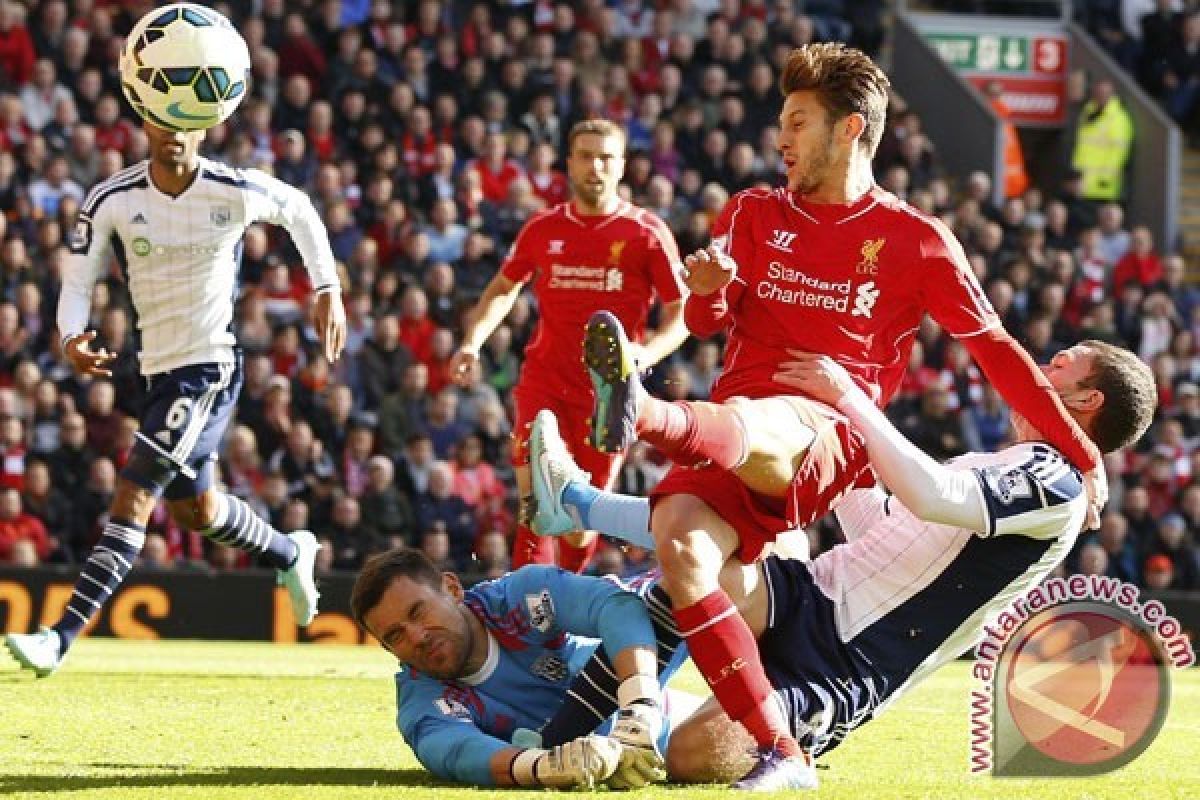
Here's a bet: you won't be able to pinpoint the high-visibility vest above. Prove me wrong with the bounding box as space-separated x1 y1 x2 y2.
1071 97 1134 201
991 98 1029 198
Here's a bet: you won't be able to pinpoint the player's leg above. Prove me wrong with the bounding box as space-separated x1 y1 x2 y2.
556 414 626 573
584 312 815 496
666 692 817 789
653 495 806 773
665 696 757 783
165 473 319 626
511 462 556 568
529 410 653 547
538 553 766 746
511 388 558 568
4 476 158 675
161 358 318 623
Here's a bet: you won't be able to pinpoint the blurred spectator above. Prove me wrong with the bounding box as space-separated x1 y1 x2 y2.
265 420 336 505
360 455 416 547
1070 78 1134 203
46 411 92 497
896 383 969 462
424 387 468 460
416 460 476 568
472 528 510 580
357 313 412 409
396 433 436 502
328 492 377 571
0 486 50 563
450 433 505 516
420 521 456 572
140 533 176 569
1146 513 1199 589
21 459 70 559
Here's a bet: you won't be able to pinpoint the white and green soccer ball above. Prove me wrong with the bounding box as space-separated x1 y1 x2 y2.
118 3 251 132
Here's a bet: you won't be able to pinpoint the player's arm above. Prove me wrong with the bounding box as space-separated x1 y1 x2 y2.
448 271 524 382
244 171 346 363
636 298 687 369
919 221 1104 525
775 352 989 531
682 192 754 336
635 213 689 368
401 690 618 788
57 201 116 377
960 328 1100 473
512 566 668 788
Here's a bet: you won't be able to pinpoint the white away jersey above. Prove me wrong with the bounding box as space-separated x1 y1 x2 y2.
59 158 340 375
809 442 1086 708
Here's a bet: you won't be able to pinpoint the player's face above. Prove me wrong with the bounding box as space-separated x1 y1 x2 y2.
567 132 625 210
777 90 839 195
143 120 205 170
1042 344 1096 395
363 575 475 680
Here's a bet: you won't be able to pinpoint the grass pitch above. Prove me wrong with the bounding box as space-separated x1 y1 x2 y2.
1 639 1197 799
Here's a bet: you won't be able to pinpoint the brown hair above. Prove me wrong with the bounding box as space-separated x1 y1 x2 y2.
1079 340 1157 453
567 118 626 154
779 43 890 157
350 547 443 630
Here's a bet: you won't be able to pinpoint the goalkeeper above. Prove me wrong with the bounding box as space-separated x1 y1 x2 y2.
350 547 690 789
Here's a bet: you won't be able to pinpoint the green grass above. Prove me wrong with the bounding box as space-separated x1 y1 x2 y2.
1 639 1197 798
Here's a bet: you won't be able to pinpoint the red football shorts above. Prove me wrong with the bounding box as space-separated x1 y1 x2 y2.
650 396 872 563
512 382 623 490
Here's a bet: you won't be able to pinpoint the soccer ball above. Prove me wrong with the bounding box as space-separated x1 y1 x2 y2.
118 3 251 132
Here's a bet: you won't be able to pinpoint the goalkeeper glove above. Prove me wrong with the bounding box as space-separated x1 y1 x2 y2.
510 733 622 789
608 675 667 790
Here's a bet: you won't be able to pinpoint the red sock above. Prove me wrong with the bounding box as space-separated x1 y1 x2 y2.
637 400 746 470
557 537 598 573
673 589 800 754
511 524 555 568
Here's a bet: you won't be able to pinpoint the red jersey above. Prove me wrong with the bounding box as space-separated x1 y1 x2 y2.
694 187 998 406
501 200 685 393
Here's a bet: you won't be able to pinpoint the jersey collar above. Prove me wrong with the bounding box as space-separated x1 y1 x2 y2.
786 184 883 225
459 629 499 686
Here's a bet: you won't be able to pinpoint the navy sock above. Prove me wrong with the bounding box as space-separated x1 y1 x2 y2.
200 493 297 570
53 520 145 654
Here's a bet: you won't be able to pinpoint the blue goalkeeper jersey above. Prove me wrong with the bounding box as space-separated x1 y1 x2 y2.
394 565 679 786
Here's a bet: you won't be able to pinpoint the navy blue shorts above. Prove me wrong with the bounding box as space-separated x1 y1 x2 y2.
122 357 242 501
758 557 886 757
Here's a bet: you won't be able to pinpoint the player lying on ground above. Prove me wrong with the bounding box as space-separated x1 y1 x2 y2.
6 118 346 677
349 547 696 789
529 339 1155 789
579 42 1107 784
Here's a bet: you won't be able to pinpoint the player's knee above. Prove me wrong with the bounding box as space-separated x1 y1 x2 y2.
169 492 219 530
665 726 706 781
651 503 710 577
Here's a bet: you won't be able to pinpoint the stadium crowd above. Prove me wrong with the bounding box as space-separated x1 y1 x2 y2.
0 0 1194 593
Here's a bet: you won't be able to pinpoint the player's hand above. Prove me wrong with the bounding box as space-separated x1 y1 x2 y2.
511 734 622 789
682 244 736 296
608 700 667 789
1082 460 1108 531
774 350 858 406
448 347 479 386
63 331 116 377
313 290 346 364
